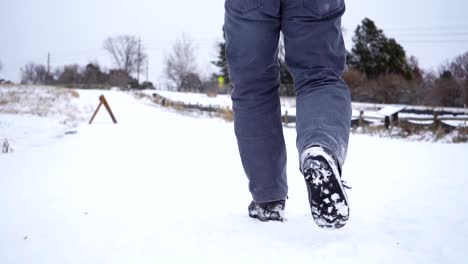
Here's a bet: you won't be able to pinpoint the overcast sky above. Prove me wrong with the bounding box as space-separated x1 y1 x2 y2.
0 0 467 84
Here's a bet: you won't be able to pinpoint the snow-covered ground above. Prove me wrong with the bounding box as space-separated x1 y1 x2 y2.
151 90 233 109
1 86 468 264
150 90 298 116
0 86 87 151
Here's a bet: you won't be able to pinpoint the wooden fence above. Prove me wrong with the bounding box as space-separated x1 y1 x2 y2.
151 93 468 130
151 93 233 121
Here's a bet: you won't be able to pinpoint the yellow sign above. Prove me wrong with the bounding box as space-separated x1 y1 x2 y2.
217 76 225 89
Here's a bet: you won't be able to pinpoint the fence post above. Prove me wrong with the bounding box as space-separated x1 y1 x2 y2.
384 116 390 129
433 112 440 130
359 110 364 127
284 111 289 126
392 112 399 127
465 104 467 128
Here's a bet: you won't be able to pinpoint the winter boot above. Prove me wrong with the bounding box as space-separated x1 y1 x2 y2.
248 200 285 222
301 146 350 229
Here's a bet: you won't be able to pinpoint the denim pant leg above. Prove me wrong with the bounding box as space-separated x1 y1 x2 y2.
282 0 352 169
224 0 287 202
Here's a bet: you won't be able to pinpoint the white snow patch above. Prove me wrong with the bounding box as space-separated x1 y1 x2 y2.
0 87 467 264
331 193 340 202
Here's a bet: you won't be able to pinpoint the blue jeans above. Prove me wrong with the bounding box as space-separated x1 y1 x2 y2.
225 0 351 202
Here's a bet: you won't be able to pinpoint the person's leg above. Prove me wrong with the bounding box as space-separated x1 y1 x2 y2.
282 0 352 228
282 0 351 169
224 0 287 203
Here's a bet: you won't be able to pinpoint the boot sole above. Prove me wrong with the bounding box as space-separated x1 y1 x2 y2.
248 212 284 222
302 149 349 229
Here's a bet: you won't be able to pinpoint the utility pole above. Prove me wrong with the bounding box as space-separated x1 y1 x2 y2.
146 60 149 82
46 52 51 84
136 38 141 85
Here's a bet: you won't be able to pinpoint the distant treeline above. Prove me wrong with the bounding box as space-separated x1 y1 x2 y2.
211 18 468 107
341 18 467 107
10 18 468 107
20 62 154 89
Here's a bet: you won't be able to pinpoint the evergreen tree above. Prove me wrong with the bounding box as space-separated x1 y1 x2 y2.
279 59 294 96
278 35 294 96
383 38 412 79
211 28 230 85
349 18 412 79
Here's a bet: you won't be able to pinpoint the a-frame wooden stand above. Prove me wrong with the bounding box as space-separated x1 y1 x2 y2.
89 95 118 124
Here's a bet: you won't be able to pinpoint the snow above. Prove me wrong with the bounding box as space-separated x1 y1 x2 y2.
1 87 468 264
0 86 85 151
352 101 468 115
151 90 468 127
152 90 298 116
376 104 408 117
0 114 71 151
442 120 468 128
151 90 233 109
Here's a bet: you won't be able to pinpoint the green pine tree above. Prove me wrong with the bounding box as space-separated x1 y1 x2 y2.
211 28 230 85
348 18 412 80
278 34 294 96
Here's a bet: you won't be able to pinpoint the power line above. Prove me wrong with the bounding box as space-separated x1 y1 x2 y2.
389 32 468 37
383 25 468 31
146 60 149 82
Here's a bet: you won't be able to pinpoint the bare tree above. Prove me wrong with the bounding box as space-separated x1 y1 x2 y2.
450 51 468 105
433 66 463 107
408 55 423 81
164 33 198 91
56 64 83 85
103 35 147 76
108 69 131 88
180 72 203 92
83 63 107 85
20 62 48 84
451 52 468 79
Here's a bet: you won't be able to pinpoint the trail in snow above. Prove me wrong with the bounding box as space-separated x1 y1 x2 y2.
1 89 467 264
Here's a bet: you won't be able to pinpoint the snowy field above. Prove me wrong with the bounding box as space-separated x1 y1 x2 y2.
1 86 468 264
150 90 298 116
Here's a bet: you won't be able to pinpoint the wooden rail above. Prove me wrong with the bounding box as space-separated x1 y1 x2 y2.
151 93 468 129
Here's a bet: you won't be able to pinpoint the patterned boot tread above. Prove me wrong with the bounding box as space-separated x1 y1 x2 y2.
248 200 285 222
302 147 350 229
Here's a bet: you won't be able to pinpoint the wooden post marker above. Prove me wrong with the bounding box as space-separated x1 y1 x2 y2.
359 110 364 127
89 95 118 124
